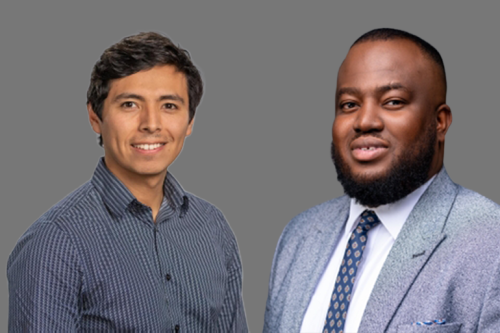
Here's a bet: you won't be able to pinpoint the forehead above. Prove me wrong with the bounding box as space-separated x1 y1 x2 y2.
108 65 188 97
337 40 437 93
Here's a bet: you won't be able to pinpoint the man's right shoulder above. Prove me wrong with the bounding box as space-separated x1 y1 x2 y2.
7 181 98 270
265 194 350 325
276 195 350 251
23 180 101 235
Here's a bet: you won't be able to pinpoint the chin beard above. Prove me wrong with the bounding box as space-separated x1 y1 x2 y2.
331 128 436 208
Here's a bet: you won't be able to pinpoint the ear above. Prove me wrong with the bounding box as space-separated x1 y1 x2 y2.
186 117 195 137
436 103 452 142
87 103 102 135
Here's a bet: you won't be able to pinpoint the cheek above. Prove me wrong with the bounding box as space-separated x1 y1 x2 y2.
332 117 351 146
385 102 433 137
166 116 192 140
386 116 429 144
101 118 133 146
172 128 189 145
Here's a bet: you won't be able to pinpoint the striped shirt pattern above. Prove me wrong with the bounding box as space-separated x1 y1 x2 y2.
7 158 247 332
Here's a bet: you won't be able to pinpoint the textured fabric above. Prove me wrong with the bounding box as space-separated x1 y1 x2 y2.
8 158 247 332
301 175 433 333
323 210 380 333
263 167 500 333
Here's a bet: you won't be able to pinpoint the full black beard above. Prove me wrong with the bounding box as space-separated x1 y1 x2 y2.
331 127 436 207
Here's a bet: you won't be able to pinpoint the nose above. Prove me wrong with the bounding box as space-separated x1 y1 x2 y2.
354 100 383 133
139 106 161 133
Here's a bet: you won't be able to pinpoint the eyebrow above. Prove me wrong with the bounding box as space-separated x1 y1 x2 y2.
375 83 410 94
336 87 361 99
337 83 410 99
158 94 186 105
113 93 186 105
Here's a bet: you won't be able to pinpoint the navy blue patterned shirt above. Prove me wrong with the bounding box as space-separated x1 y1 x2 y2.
8 158 247 332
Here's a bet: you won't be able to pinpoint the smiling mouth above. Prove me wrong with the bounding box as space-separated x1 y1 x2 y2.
350 136 389 162
132 143 166 151
352 146 388 161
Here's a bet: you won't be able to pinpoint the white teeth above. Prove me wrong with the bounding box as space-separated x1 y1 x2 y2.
361 147 376 151
133 143 164 150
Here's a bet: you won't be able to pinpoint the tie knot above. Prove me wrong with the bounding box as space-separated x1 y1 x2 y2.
358 210 381 231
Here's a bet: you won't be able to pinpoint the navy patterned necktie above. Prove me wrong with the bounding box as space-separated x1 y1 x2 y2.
322 210 381 333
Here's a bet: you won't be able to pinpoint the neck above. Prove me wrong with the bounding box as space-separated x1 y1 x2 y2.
427 150 444 182
105 159 166 223
126 176 165 222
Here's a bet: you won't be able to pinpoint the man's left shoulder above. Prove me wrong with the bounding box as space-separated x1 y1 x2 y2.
451 185 500 225
184 192 237 240
185 192 225 220
442 185 500 247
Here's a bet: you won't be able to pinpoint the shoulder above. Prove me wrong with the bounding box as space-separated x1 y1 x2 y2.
17 181 97 233
265 195 349 311
427 183 500 264
454 186 500 218
33 180 105 232
429 168 500 221
268 195 349 282
7 211 83 283
287 195 349 228
419 168 500 236
447 185 500 232
184 192 231 230
184 192 241 260
8 181 100 265
277 195 350 250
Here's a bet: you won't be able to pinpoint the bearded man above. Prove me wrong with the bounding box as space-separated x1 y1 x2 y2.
263 28 500 333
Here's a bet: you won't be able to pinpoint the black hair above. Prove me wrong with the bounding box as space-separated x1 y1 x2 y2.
352 28 446 92
87 32 203 146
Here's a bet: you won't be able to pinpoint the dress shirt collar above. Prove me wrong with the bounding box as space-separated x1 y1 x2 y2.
347 173 437 240
91 157 189 218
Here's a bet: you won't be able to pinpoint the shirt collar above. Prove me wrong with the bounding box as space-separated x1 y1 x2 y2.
91 157 189 218
347 173 436 240
164 171 189 217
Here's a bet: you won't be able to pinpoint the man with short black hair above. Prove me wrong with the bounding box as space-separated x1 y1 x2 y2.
8 32 247 332
264 28 500 333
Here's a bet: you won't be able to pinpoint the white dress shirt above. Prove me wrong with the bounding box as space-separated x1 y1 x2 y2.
300 176 435 333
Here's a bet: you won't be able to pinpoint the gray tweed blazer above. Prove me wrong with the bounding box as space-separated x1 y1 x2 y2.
263 168 500 333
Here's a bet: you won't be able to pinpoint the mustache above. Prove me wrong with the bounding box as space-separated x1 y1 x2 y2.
351 133 384 141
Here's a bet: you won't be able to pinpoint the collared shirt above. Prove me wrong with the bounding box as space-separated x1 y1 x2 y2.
8 158 247 332
301 175 435 333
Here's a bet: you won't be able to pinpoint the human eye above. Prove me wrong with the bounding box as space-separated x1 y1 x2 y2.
384 99 405 109
162 103 178 110
339 101 358 112
121 101 137 109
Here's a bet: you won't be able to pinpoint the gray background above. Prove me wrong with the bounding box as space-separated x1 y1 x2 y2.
1 2 499 331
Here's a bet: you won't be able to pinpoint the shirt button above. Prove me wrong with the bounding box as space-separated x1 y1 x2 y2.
166 274 171 281
175 324 180 332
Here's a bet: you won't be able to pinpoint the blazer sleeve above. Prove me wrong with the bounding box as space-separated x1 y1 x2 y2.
476 250 500 331
263 216 303 332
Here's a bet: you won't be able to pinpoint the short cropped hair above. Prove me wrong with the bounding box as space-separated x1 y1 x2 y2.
352 28 446 92
87 32 203 146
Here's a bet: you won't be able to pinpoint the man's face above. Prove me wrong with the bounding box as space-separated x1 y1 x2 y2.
88 65 193 182
332 39 450 207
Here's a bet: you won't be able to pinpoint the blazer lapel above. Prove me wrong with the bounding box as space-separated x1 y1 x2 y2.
359 168 459 333
277 196 350 332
